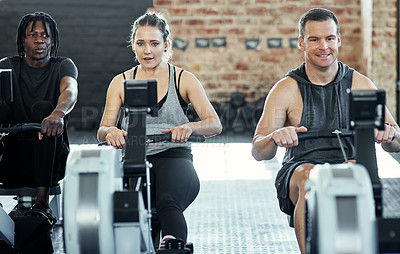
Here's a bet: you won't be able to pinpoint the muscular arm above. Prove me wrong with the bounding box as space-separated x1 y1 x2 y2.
352 71 400 152
41 76 78 137
252 77 307 161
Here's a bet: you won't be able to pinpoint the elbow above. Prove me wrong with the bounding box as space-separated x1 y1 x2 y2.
215 121 223 135
251 148 265 161
251 145 275 161
382 143 400 153
252 153 263 162
207 118 222 136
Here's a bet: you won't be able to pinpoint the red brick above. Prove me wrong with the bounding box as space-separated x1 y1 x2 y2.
186 19 205 26
209 19 234 25
195 28 220 35
226 28 245 34
352 27 361 34
177 0 201 4
191 64 201 72
245 7 270 15
278 27 297 34
153 0 172 6
170 19 183 27
235 63 249 71
389 10 398 18
206 83 218 89
221 9 239 15
220 73 239 81
384 30 396 37
338 17 358 24
194 8 219 15
169 8 189 15
260 51 285 63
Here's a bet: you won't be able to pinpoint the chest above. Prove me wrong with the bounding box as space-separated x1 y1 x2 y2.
286 95 303 127
134 72 170 103
288 84 349 128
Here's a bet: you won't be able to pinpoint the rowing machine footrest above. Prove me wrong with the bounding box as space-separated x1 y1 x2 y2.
156 239 192 253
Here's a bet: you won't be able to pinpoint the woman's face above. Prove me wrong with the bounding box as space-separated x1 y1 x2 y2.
132 25 168 69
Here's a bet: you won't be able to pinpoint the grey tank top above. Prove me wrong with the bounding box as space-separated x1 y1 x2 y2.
282 62 356 165
121 64 191 155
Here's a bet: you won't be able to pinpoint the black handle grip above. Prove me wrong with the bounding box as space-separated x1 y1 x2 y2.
98 133 206 146
147 133 206 143
0 123 42 134
297 130 354 141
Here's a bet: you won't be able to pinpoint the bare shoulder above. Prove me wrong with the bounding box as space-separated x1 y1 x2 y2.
107 70 132 103
351 70 377 90
174 66 203 99
174 66 199 84
273 76 298 89
268 76 299 101
110 69 133 88
255 76 301 134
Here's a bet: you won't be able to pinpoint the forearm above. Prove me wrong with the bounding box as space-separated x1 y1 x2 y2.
53 87 77 117
185 117 222 137
251 134 278 161
39 85 77 136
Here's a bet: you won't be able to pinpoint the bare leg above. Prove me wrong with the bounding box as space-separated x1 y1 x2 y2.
289 163 314 254
36 186 49 206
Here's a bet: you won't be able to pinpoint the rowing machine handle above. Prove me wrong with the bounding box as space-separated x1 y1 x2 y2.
147 133 206 143
0 123 42 134
98 133 206 146
297 130 354 141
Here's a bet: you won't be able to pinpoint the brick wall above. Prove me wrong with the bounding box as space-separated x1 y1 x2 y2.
371 0 398 118
154 0 399 119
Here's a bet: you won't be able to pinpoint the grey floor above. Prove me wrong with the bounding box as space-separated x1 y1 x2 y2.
1 131 400 254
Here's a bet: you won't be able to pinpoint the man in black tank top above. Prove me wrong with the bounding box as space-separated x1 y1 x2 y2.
252 8 400 254
0 12 78 225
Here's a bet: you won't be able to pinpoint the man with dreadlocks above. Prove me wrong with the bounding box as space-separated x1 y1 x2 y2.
0 12 78 226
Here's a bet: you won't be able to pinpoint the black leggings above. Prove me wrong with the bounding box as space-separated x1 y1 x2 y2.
0 101 62 187
147 155 200 242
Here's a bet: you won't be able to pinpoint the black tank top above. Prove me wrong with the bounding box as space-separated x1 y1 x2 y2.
282 62 356 165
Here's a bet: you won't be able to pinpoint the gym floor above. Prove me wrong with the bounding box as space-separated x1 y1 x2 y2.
1 131 400 254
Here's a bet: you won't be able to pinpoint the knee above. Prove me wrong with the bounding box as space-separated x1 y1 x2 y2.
156 193 181 211
295 164 313 184
289 164 314 200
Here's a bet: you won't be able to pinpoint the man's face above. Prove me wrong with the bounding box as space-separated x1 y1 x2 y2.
298 19 341 69
22 21 53 67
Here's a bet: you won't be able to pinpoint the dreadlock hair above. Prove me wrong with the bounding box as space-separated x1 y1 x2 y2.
16 12 59 58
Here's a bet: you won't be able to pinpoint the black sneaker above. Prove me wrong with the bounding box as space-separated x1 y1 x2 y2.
25 201 57 227
165 238 186 250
